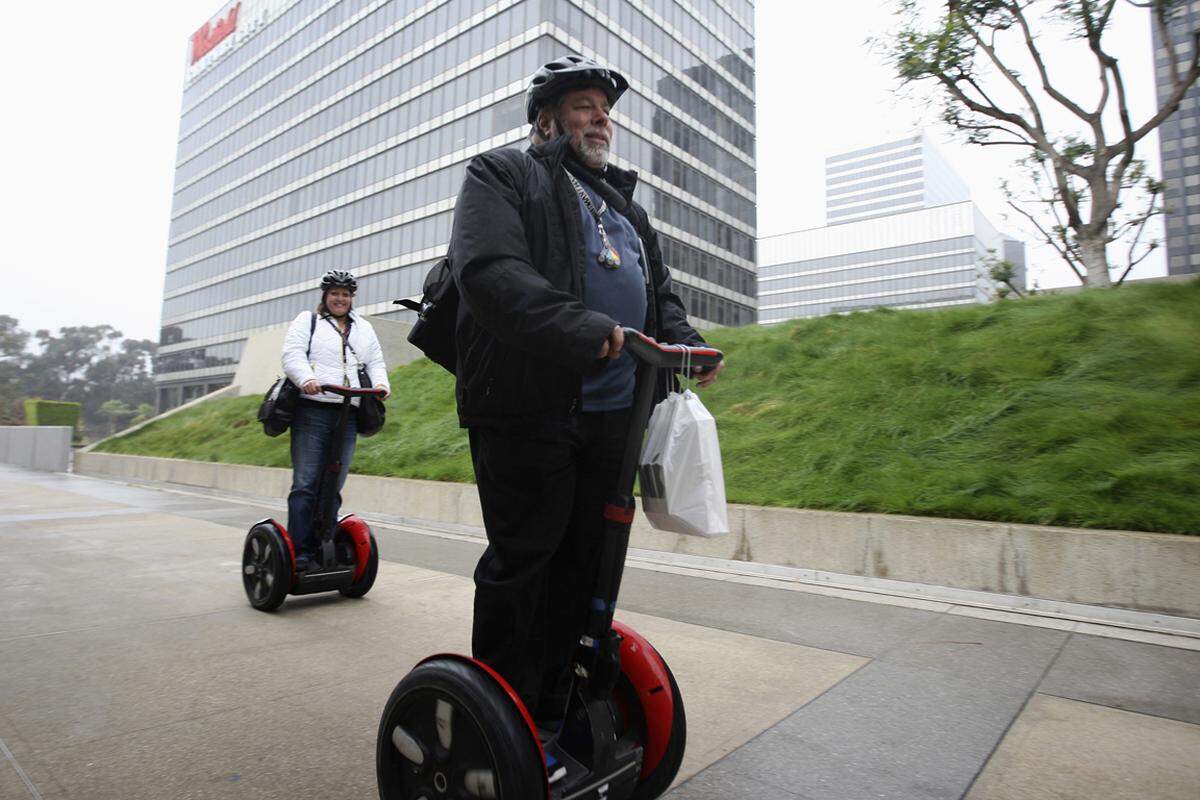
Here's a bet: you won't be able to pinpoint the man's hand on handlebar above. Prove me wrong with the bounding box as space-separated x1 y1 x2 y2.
597 325 626 360
692 360 725 389
302 380 321 395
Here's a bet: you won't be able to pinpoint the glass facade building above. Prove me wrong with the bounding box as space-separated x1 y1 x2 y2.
1152 1 1200 276
157 0 757 408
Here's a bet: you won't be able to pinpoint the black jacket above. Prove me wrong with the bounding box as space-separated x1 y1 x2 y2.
449 134 703 428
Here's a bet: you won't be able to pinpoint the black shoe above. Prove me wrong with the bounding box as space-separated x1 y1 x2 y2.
294 553 319 572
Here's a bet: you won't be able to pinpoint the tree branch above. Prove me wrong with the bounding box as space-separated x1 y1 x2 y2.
1007 1 1098 124
961 12 1050 132
1007 197 1086 283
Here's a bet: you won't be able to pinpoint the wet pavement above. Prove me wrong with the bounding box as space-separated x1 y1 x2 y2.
1 464 1198 800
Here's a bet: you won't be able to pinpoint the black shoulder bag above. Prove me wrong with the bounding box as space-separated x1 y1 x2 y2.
332 318 387 438
393 256 458 374
257 312 316 437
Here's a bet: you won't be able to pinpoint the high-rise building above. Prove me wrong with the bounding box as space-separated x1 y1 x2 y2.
758 133 1022 324
825 132 969 226
156 0 757 409
1152 3 1200 277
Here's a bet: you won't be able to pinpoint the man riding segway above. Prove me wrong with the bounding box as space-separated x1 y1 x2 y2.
455 53 725 739
377 54 727 799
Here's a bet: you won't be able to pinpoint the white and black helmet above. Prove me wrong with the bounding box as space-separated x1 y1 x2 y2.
319 269 357 292
525 55 629 124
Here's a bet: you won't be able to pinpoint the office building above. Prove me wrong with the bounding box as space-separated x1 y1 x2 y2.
1152 2 1200 276
825 132 969 226
156 0 757 408
759 133 1023 323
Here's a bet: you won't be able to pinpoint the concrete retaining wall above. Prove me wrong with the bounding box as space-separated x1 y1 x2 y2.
231 317 422 397
1 426 72 472
74 452 1200 618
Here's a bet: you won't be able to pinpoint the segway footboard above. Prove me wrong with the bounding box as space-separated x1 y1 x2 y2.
377 654 549 800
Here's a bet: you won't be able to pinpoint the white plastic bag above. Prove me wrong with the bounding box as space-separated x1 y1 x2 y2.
638 389 729 538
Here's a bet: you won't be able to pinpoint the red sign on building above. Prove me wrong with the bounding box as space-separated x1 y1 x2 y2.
190 4 241 65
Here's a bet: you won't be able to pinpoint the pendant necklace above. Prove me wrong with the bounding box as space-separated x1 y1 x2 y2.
566 171 621 269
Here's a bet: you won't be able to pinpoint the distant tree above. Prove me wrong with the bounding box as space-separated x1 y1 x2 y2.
83 337 157 427
0 316 29 423
7 320 158 438
24 325 123 402
984 250 1028 298
0 315 28 359
97 399 136 435
131 403 156 425
886 1 1200 287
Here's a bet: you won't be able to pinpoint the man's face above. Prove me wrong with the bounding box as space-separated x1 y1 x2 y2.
543 87 614 169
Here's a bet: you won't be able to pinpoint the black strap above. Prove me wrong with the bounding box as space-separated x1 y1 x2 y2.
566 170 607 222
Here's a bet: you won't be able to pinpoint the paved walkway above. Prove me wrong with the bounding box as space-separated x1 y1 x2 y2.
0 463 1198 800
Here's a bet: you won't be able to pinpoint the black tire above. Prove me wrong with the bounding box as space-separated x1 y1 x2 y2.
241 523 291 612
377 657 547 800
626 657 687 800
338 530 378 599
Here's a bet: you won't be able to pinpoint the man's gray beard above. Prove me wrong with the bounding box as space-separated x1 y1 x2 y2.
573 136 610 169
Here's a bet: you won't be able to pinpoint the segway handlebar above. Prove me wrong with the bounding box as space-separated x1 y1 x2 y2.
319 384 388 397
619 328 723 370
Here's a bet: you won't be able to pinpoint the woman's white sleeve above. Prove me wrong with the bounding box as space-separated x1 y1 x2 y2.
281 313 317 386
366 327 390 393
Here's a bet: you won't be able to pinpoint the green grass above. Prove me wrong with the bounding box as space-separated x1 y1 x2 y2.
102 280 1200 534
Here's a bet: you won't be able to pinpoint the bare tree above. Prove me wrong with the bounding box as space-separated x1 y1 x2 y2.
886 0 1200 287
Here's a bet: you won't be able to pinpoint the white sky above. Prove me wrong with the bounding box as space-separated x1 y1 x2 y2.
0 1 1169 343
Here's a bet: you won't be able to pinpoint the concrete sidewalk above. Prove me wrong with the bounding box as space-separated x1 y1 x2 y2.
0 464 1197 800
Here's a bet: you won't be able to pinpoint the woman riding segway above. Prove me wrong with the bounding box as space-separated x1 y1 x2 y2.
241 270 390 611
283 269 390 572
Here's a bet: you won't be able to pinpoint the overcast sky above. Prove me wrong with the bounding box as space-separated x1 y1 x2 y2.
0 1 1167 343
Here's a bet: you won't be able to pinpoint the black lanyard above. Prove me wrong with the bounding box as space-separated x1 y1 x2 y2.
324 315 354 384
566 171 622 269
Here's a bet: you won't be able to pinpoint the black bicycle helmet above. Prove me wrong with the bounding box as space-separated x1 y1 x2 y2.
319 269 357 292
525 55 629 124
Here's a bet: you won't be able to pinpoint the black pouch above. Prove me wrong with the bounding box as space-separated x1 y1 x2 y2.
257 313 316 436
257 377 300 437
354 364 386 437
394 256 458 375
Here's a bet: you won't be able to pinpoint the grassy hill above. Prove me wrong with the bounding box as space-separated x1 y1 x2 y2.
100 280 1200 534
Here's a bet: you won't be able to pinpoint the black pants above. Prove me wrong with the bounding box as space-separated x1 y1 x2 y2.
468 408 632 722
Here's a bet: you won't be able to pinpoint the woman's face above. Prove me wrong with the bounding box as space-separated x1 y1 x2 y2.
325 287 353 316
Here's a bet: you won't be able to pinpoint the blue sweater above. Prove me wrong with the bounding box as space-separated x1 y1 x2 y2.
575 179 648 411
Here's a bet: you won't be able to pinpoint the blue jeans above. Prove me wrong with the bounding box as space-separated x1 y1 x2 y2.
287 400 358 553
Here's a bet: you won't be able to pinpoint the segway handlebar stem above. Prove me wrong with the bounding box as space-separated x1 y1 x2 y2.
619 328 723 370
319 384 387 397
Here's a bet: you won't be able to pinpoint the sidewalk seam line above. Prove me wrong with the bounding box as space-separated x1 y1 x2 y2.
0 736 44 800
956 630 1075 800
1034 690 1200 728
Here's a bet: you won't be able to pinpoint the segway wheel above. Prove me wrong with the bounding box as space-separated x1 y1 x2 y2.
241 523 291 612
625 659 687 800
377 657 548 800
339 531 378 598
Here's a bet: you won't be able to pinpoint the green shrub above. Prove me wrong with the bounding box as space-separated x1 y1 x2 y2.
23 399 81 429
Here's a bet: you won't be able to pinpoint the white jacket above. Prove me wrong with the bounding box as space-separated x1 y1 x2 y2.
281 310 390 405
